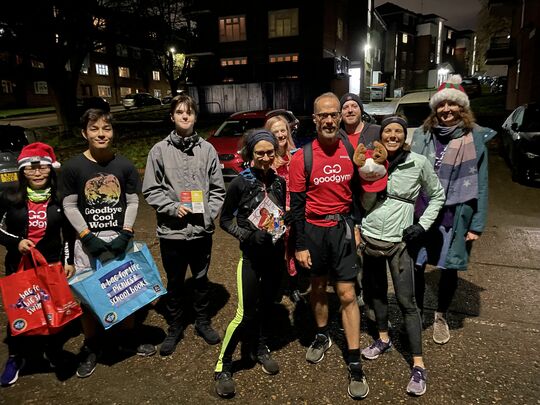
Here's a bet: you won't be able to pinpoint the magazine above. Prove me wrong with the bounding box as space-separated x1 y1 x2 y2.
247 196 286 243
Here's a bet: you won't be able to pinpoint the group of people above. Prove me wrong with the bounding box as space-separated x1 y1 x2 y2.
0 75 494 401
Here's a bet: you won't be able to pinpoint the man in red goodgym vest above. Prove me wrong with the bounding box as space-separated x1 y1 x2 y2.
289 92 369 400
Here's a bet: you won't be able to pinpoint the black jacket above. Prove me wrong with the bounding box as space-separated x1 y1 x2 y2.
220 167 286 250
0 194 75 275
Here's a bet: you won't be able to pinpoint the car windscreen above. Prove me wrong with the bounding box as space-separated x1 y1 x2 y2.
215 119 266 137
396 103 432 127
521 105 540 132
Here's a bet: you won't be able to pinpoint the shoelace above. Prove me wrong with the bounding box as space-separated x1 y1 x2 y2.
312 334 328 349
411 368 425 383
372 339 389 352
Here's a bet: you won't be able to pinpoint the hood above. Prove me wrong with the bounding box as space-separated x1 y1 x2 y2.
207 136 243 155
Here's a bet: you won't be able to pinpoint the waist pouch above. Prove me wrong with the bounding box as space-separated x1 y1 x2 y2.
360 234 404 257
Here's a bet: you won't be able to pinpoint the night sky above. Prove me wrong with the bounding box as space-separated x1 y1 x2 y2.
374 0 482 30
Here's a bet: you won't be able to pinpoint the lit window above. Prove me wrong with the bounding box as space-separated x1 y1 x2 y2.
93 17 106 30
120 87 131 97
97 85 111 97
337 18 343 40
154 89 161 98
119 67 130 78
402 33 408 44
34 81 48 95
95 63 109 76
447 30 452 39
1 80 14 94
268 9 298 38
31 60 45 69
269 53 299 63
219 15 246 42
152 70 160 81
220 57 248 66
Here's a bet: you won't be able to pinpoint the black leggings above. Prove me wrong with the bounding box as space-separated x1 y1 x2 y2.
415 265 458 313
364 246 423 356
215 245 283 373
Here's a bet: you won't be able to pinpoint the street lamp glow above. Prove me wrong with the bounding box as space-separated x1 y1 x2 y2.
169 47 176 54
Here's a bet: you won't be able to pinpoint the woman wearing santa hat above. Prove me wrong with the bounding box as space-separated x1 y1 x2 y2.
411 75 496 345
0 142 75 386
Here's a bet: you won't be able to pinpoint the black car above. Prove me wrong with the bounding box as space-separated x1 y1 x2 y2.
0 125 36 190
77 97 110 116
500 102 540 184
461 77 482 98
122 93 162 110
490 76 508 94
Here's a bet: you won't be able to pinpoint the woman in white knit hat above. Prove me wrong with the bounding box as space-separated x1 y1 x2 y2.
411 75 496 344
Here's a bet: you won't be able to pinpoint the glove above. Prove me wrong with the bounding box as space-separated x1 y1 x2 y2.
248 230 272 246
107 229 134 256
81 232 109 257
402 224 425 244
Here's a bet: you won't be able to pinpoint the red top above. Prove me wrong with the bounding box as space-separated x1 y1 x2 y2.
348 132 361 148
27 200 48 245
289 139 354 226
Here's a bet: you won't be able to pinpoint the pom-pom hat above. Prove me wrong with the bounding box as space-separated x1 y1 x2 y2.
429 74 470 110
17 142 61 170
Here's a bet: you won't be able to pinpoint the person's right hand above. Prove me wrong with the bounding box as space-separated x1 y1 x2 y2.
295 249 312 269
177 205 192 218
80 232 109 257
18 239 35 255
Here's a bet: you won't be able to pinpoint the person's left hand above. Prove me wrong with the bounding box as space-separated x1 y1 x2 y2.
107 229 134 256
466 231 480 241
64 264 75 279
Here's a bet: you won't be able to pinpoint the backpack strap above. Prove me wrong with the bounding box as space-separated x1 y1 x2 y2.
302 141 313 192
338 129 356 162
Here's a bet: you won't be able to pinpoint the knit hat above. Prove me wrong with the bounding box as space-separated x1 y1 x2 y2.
243 129 278 160
340 93 363 112
380 116 408 133
17 142 61 170
429 74 470 110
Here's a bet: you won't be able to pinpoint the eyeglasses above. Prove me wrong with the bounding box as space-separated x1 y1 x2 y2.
314 111 341 120
23 165 51 174
254 150 275 158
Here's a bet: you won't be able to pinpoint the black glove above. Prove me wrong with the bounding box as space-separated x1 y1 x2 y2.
81 232 109 257
107 230 134 256
248 230 272 246
402 224 425 244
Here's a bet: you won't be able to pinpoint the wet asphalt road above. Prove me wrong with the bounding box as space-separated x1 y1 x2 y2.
0 142 539 405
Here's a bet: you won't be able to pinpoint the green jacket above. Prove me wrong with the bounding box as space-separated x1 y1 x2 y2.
361 151 445 242
411 124 497 270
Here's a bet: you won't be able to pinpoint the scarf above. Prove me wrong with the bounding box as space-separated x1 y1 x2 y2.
170 132 200 152
27 187 51 203
431 124 478 206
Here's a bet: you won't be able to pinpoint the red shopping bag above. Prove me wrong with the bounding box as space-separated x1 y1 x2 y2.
0 264 49 336
25 248 82 331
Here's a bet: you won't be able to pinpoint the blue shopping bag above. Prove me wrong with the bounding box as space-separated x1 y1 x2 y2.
69 241 166 329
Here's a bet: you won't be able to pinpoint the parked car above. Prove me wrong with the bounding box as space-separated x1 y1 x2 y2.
500 102 540 184
122 93 162 110
161 95 173 104
77 96 110 116
490 76 508 94
0 125 36 190
393 90 435 143
461 77 482 98
206 109 299 180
